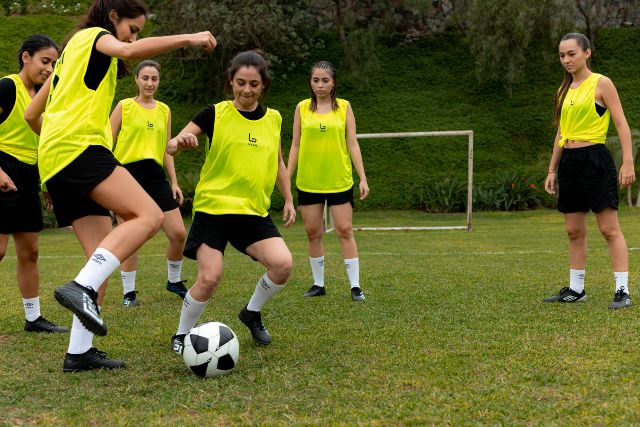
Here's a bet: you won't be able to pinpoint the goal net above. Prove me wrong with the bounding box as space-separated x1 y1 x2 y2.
324 130 474 233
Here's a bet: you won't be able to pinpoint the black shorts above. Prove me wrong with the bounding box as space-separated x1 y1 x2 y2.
297 187 354 207
124 159 178 212
184 212 282 259
0 151 43 233
46 145 119 227
557 144 618 214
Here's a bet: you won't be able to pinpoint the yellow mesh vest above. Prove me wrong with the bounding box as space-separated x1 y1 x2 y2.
38 27 117 184
296 98 353 192
113 98 170 166
193 101 281 217
0 75 39 164
559 73 610 147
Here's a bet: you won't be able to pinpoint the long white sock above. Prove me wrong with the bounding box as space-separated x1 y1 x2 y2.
168 259 183 283
23 297 41 321
614 272 629 294
121 270 136 294
75 248 121 291
344 258 360 289
569 269 585 293
309 256 325 287
176 291 208 335
247 273 285 312
67 315 93 354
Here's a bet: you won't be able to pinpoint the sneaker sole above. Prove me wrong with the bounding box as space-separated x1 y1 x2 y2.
63 364 125 373
54 286 108 336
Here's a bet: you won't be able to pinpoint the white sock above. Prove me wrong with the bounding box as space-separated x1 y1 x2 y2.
168 259 183 283
309 256 325 287
246 273 285 312
75 248 121 291
344 258 360 289
23 297 41 321
614 272 629 294
569 269 585 293
121 270 136 294
176 291 208 335
67 315 93 354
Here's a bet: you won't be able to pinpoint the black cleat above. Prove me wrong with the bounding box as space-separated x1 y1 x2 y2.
63 347 125 373
166 280 188 299
123 291 138 307
543 286 586 303
24 316 69 333
608 289 631 309
304 285 326 298
171 334 186 355
238 305 271 345
54 281 107 336
351 287 365 301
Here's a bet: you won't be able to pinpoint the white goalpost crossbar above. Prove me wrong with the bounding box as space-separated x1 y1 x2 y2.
324 130 474 233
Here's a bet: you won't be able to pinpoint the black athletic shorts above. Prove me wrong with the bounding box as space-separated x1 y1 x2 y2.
124 159 178 212
46 145 119 227
297 187 354 207
0 151 43 233
184 212 282 259
557 144 618 213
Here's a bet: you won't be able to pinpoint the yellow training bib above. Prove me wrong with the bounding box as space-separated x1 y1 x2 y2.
0 75 39 165
559 73 610 147
193 101 281 217
296 98 353 192
113 98 170 166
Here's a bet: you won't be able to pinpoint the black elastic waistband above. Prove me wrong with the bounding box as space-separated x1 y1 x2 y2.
562 144 607 155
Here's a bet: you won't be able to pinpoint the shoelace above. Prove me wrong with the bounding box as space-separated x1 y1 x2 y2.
557 287 571 294
37 317 57 327
614 289 627 301
94 349 108 359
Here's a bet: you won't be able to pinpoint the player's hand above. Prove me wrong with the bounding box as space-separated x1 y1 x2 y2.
544 172 556 195
190 31 217 53
43 192 54 211
167 133 198 155
172 183 184 206
619 162 635 189
359 179 369 200
282 200 296 228
0 169 17 192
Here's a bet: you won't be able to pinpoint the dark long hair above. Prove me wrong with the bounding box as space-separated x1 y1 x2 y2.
308 61 338 112
225 50 271 99
554 32 591 125
18 34 59 70
75 0 148 78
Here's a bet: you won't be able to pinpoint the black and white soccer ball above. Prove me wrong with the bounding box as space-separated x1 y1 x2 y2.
182 322 240 377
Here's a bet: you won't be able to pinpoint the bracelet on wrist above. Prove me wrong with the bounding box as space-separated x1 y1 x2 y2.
548 170 556 174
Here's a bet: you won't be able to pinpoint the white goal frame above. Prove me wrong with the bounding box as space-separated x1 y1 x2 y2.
324 130 474 233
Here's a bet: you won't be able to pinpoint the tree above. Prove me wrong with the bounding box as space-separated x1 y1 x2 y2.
575 0 640 55
465 0 573 93
150 0 312 101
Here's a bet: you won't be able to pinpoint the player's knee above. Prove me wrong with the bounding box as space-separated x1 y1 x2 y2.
18 247 39 264
334 224 353 240
271 253 293 281
305 226 323 241
566 227 585 241
198 270 222 293
599 225 621 242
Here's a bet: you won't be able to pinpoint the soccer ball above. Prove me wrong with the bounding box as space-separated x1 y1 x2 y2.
182 322 240 377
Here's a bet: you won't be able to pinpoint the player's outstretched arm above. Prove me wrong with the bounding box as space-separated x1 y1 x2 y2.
96 31 216 61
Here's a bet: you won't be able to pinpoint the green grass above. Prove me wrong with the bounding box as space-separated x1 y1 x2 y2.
2 209 640 424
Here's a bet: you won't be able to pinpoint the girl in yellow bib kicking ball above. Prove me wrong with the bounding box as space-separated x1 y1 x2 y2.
170 50 296 353
111 60 187 307
544 32 635 309
287 61 369 301
25 0 215 372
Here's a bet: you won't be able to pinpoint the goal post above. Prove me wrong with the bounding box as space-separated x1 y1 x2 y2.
324 130 474 233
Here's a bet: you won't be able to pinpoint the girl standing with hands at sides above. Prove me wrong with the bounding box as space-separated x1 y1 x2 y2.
0 35 67 333
110 60 187 307
170 50 295 353
287 61 369 301
543 32 635 309
24 0 216 372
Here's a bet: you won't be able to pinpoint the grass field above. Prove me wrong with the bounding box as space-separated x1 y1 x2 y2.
2 209 640 425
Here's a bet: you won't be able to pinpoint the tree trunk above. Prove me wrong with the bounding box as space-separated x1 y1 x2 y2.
334 0 357 72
